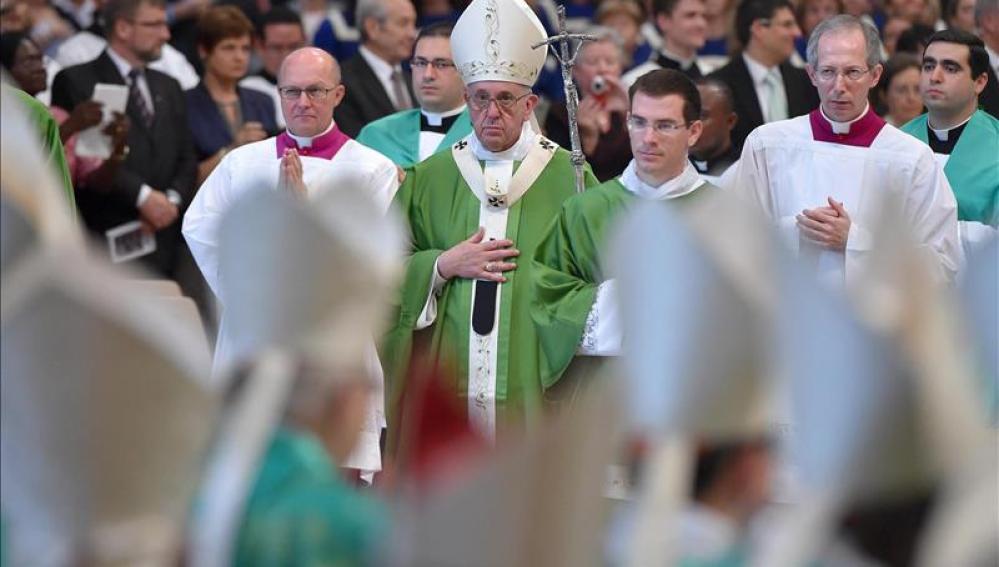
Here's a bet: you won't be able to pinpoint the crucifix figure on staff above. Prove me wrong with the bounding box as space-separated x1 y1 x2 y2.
533 6 597 193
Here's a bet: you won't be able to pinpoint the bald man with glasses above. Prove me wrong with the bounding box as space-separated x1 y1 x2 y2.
183 50 399 483
185 44 399 341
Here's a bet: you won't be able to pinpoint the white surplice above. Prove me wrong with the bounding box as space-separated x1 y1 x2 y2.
727 112 962 288
182 132 398 477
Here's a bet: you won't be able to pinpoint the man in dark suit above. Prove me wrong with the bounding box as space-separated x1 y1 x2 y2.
332 0 417 137
707 0 819 150
51 0 196 279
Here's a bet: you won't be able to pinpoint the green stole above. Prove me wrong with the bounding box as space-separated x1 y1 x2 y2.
381 137 598 453
901 110 999 225
531 177 721 391
355 108 473 167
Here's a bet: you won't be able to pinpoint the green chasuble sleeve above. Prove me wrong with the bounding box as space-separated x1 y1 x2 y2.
380 145 598 454
901 111 999 225
530 180 634 388
531 179 725 388
234 428 388 567
8 87 76 210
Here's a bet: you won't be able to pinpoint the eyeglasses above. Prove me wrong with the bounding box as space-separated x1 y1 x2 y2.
128 19 169 29
813 66 873 83
264 42 305 54
278 86 336 101
468 91 532 111
626 115 688 135
411 57 456 70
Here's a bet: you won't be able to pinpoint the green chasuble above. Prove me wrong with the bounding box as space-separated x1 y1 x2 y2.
901 110 999 225
6 86 76 210
234 427 388 567
531 175 721 389
381 135 598 451
356 108 473 167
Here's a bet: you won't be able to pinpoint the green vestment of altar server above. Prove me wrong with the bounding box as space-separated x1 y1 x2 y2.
531 174 720 388
356 108 473 167
902 110 999 225
234 427 387 567
7 86 75 209
380 136 598 451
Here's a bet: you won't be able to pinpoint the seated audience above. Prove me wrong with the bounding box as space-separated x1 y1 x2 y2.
1 31 129 192
875 52 924 125
545 26 633 182
240 7 307 130
186 5 277 184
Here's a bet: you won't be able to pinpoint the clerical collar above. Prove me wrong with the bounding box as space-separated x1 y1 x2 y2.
420 105 465 133
276 121 350 159
656 46 697 71
809 103 886 148
690 144 739 176
619 159 704 201
469 121 535 161
927 115 971 155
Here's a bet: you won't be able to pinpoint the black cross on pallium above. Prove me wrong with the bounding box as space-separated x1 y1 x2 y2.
455 140 469 150
488 195 506 207
538 139 555 151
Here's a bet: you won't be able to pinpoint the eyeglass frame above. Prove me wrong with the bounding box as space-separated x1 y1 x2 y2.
410 57 457 70
277 85 338 101
626 114 691 135
467 91 533 112
812 66 876 83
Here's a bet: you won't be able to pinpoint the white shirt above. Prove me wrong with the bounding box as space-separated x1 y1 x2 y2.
728 113 962 287
986 44 999 76
359 45 407 109
239 74 284 129
743 52 788 123
418 105 466 161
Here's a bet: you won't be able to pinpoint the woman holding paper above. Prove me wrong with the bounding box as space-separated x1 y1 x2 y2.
0 31 130 190
186 6 277 185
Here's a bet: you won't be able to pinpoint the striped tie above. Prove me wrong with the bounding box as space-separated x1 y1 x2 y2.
128 69 154 129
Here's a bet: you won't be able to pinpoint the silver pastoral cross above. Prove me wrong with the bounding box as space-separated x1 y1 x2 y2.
532 5 596 193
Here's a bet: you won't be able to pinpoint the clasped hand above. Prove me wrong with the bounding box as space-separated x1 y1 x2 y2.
796 197 851 251
437 227 519 283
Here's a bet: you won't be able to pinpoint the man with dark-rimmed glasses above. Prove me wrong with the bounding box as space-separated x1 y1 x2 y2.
530 68 725 392
357 22 473 167
728 14 962 288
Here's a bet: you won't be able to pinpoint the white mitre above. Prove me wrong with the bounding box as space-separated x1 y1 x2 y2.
1 252 218 567
451 0 548 87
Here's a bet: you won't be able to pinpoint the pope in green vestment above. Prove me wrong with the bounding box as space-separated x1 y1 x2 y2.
234 427 388 567
356 108 473 167
901 110 999 226
380 130 598 451
531 161 720 389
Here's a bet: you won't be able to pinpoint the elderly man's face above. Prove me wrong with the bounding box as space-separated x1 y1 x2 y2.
279 51 345 137
807 28 883 122
465 81 538 152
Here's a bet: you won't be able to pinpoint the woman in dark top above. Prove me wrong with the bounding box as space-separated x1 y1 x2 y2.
187 5 277 184
544 26 632 182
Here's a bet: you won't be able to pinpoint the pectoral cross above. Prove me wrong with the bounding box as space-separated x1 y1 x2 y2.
532 5 596 194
